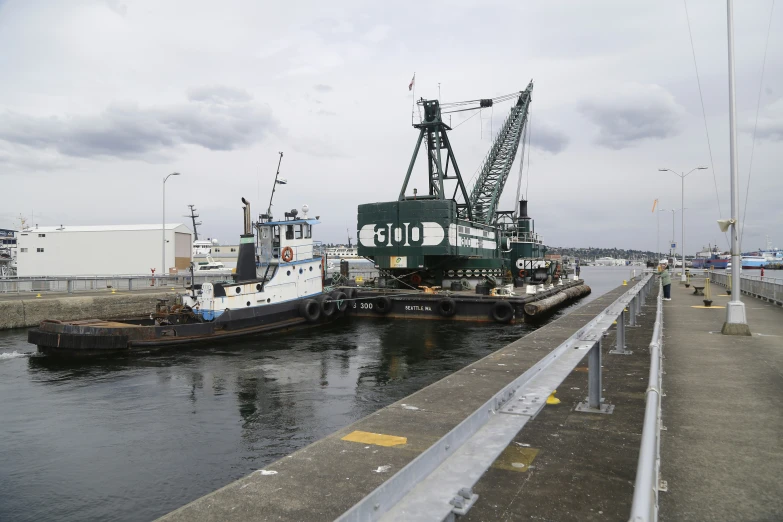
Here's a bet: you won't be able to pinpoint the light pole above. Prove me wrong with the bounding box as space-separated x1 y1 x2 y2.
722 0 750 335
162 172 180 275
659 166 707 280
662 208 682 265
657 207 668 265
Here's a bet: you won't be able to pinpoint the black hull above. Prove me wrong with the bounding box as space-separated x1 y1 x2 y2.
28 299 330 356
344 281 590 323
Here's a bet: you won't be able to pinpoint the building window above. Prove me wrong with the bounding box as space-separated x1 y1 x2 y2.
20 248 28 253
230 248 236 252
37 248 44 252
38 233 46 237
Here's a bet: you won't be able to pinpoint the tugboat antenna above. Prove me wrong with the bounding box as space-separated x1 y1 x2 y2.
184 204 202 240
267 152 285 218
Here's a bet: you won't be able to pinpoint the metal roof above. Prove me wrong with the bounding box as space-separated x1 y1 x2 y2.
18 224 191 233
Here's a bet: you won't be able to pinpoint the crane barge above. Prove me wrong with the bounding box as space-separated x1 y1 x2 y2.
351 82 590 322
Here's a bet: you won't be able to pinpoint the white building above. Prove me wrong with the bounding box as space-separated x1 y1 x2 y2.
17 224 192 277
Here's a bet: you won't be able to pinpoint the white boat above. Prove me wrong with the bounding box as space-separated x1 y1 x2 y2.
193 238 219 257
325 245 359 259
193 254 233 274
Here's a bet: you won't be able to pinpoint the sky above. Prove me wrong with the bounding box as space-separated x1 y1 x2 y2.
1 0 781 255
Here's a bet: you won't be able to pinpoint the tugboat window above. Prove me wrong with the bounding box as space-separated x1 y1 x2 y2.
235 287 241 294
295 225 303 239
305 225 312 238
285 225 294 240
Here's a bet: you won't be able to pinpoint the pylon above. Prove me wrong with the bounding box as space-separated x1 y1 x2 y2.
35 293 42 298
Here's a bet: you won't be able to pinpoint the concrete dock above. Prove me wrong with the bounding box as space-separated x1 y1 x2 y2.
0 289 175 330
659 282 783 520
158 282 658 521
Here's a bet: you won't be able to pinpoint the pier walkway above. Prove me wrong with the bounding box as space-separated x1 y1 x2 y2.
659 282 783 520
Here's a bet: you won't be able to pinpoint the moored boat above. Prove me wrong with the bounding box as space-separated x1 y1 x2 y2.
28 199 342 356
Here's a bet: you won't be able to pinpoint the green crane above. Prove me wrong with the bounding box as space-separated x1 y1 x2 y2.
466 82 533 224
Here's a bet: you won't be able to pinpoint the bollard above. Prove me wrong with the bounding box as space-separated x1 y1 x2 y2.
67 279 73 294
576 341 615 414
610 309 632 355
703 278 713 307
128 278 133 291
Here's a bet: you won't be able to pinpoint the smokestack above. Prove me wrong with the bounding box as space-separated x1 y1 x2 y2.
236 198 256 282
519 200 529 219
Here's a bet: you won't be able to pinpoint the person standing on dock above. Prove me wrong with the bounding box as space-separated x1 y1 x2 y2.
661 264 672 300
575 264 581 278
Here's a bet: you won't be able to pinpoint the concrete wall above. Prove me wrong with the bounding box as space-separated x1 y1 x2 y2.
17 225 192 276
0 292 175 330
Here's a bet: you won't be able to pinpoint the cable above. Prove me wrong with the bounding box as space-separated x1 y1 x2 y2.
740 0 776 248
684 0 729 249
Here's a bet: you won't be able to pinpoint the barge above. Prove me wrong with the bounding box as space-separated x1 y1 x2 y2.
28 198 342 355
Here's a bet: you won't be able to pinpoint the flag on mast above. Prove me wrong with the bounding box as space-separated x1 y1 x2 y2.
651 199 658 213
408 73 415 91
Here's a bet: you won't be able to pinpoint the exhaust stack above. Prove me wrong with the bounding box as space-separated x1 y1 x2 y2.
236 198 256 282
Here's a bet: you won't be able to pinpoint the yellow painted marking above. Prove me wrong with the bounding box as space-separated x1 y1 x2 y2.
492 445 539 472
574 367 589 372
341 430 407 447
691 305 726 309
718 294 730 297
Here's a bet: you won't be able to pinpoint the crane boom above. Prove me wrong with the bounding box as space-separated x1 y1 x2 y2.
465 82 533 224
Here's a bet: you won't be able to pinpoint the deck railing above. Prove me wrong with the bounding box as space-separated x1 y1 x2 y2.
0 274 232 294
694 270 783 306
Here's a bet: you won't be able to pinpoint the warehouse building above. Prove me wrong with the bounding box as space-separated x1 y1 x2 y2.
16 224 192 277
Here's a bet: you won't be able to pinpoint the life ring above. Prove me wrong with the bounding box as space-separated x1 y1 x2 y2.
316 294 336 317
299 299 321 322
491 301 514 323
518 269 527 278
374 296 392 314
410 273 422 285
437 298 457 317
281 247 294 262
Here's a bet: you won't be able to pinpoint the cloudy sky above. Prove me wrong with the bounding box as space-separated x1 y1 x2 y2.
1 0 781 254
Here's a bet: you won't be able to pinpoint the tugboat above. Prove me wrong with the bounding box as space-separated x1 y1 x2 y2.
347 82 589 323
28 198 344 356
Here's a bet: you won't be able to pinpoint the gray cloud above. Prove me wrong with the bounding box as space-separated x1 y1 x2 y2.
187 85 253 104
0 87 276 160
530 122 569 154
578 84 684 149
748 99 783 141
104 0 127 17
313 84 333 93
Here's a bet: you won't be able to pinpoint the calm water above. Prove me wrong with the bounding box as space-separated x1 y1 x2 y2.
0 266 630 522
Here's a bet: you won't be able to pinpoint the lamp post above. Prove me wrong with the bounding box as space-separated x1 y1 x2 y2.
662 208 682 266
659 166 707 280
722 0 750 335
657 207 668 265
162 172 180 275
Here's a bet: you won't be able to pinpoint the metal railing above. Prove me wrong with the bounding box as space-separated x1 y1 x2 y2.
696 270 783 305
0 274 233 294
336 274 656 521
629 280 665 522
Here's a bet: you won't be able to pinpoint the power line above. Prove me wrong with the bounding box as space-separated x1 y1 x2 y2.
684 0 729 249
740 0 776 248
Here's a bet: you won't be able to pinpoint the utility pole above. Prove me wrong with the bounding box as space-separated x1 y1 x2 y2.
722 0 751 335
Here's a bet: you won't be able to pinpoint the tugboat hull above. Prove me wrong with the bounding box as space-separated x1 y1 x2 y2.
28 299 321 356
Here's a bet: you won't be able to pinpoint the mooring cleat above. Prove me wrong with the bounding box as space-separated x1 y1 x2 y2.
546 390 561 405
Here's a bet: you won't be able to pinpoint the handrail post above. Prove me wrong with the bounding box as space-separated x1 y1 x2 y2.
576 340 615 414
610 309 631 355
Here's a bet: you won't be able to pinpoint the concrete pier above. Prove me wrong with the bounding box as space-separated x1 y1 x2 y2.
0 289 174 330
659 282 783 520
158 281 656 521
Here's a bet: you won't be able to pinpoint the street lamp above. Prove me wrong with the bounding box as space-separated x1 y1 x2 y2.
163 172 181 275
659 166 708 280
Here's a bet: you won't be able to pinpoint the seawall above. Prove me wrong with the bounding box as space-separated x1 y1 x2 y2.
0 291 175 330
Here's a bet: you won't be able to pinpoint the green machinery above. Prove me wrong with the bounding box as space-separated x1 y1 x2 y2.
357 82 555 288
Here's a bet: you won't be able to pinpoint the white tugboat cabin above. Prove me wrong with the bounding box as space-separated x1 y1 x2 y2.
182 201 325 321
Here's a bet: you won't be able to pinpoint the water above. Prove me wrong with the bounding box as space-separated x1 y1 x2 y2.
0 266 630 522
